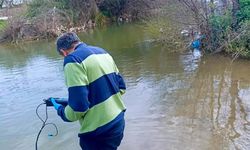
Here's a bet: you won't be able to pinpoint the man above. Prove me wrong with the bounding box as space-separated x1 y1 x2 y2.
51 32 126 150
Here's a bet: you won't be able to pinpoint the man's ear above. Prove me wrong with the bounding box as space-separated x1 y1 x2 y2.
60 49 67 57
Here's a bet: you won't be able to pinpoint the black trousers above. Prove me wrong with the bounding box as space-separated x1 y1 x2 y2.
79 118 125 150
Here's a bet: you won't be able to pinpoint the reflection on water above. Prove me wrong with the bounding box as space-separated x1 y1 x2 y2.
0 24 250 150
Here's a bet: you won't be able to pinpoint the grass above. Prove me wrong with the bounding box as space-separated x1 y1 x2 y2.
0 20 7 31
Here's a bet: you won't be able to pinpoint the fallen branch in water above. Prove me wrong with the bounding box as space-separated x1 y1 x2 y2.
211 29 247 55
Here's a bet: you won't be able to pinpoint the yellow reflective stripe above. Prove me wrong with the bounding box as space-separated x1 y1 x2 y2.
65 105 87 122
84 54 119 83
64 63 88 87
64 54 119 87
79 93 126 133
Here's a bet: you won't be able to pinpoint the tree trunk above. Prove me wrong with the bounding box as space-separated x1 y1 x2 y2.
210 0 215 15
221 0 228 13
0 0 4 9
232 0 240 29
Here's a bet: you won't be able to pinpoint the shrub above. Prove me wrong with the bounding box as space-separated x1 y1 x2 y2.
97 0 127 18
0 20 7 31
95 12 109 27
144 17 186 52
208 11 232 49
238 0 250 22
226 21 250 58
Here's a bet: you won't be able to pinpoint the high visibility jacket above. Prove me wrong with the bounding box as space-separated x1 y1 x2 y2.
57 43 126 136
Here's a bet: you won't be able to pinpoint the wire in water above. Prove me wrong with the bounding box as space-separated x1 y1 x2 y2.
35 102 58 150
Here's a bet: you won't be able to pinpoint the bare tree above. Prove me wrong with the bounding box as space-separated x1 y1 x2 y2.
232 0 240 29
221 0 228 10
177 0 221 51
0 0 16 8
0 0 4 9
69 0 98 25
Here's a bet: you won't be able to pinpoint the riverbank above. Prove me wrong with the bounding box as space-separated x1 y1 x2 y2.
0 0 166 43
0 5 94 43
0 0 248 60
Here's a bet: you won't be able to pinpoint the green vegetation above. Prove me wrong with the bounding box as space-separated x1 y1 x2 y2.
25 0 127 26
208 11 233 51
0 20 7 31
207 0 250 58
226 20 250 58
1 0 249 59
95 12 109 27
26 0 76 23
144 17 186 52
143 2 191 52
97 0 126 18
0 0 160 43
238 0 250 22
176 0 250 58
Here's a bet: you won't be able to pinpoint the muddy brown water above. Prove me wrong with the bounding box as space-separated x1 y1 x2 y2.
0 24 249 150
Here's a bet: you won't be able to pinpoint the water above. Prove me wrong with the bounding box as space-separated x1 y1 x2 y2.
0 24 250 150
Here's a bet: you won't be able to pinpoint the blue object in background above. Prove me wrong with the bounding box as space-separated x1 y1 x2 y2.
192 39 201 49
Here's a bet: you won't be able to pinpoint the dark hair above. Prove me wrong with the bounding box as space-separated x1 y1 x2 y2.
56 32 80 52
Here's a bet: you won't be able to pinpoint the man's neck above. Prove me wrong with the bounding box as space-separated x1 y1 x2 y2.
73 42 81 49
68 42 81 54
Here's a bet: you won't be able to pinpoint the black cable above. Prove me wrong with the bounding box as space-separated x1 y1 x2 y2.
35 101 59 150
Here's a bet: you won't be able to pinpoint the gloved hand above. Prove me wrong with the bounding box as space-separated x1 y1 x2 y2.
51 98 62 110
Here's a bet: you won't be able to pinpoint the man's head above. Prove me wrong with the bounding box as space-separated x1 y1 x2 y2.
56 32 80 57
